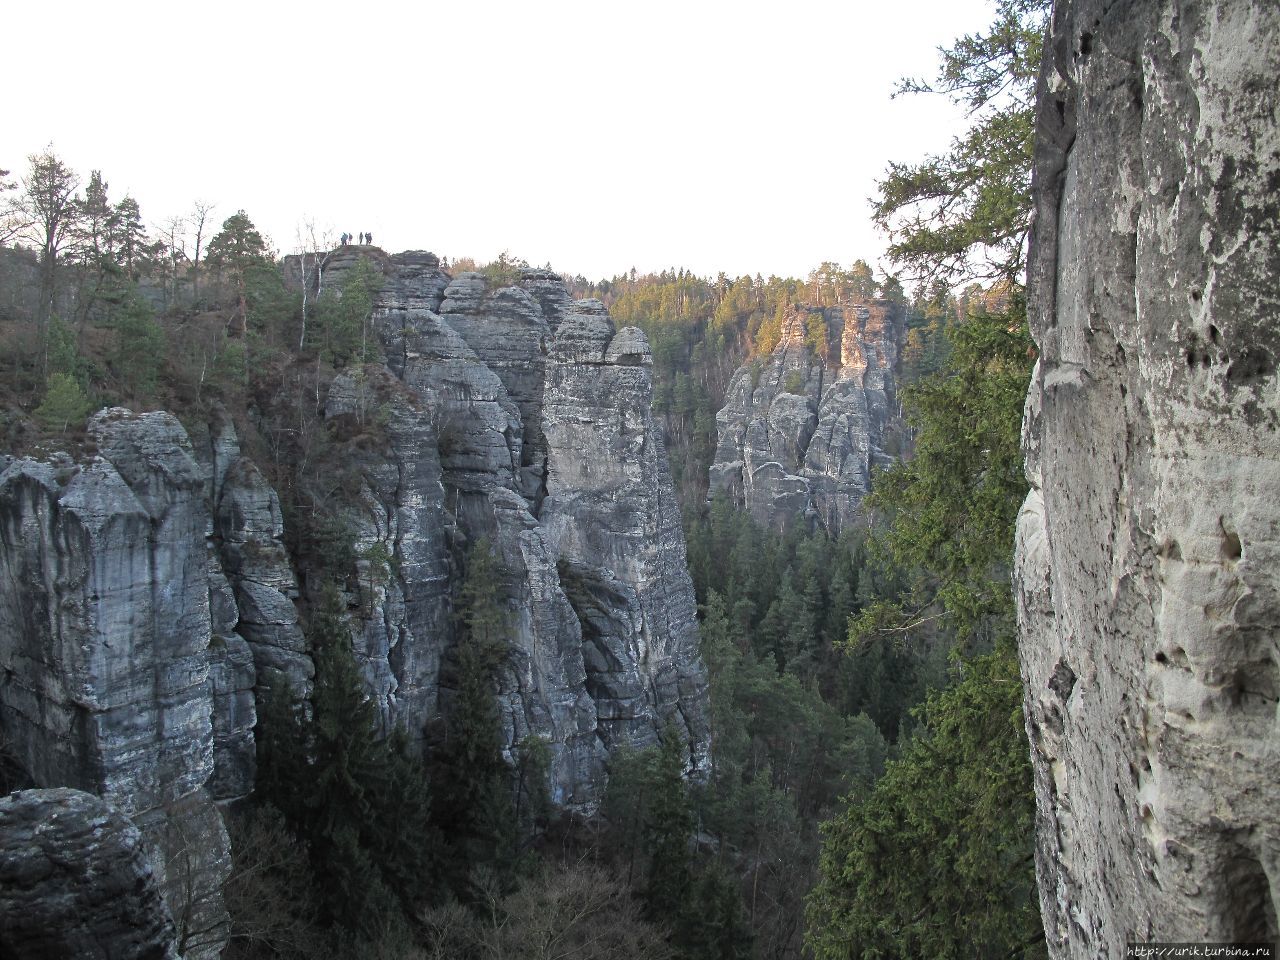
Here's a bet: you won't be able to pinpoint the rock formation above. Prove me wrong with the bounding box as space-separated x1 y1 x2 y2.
709 302 903 534
337 251 710 803
0 247 711 940
0 788 180 960
1015 2 1280 955
0 410 231 958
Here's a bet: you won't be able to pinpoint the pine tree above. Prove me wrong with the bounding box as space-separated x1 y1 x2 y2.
643 725 693 921
431 538 517 896
253 586 439 939
34 372 91 432
206 210 269 335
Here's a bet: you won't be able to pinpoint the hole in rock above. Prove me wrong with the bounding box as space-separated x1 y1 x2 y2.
1079 31 1093 57
1227 345 1276 385
1208 323 1220 343
1048 659 1077 701
1221 527 1242 561
1223 852 1279 942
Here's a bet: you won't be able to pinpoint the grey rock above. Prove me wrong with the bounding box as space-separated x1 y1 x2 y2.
207 631 256 801
0 788 179 960
518 267 574 328
441 275 553 505
324 366 452 742
542 320 710 771
1015 3 1280 955
214 456 312 693
361 267 710 802
0 409 230 958
710 303 902 534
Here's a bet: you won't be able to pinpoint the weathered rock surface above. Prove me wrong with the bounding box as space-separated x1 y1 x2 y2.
353 260 710 803
541 306 710 764
0 409 230 957
214 454 311 693
0 788 179 960
1015 3 1280 955
710 302 902 534
0 249 713 944
324 365 452 740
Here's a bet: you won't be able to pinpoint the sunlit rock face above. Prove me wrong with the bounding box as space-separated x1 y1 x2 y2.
0 410 230 958
1015 2 1280 955
0 788 180 960
709 302 903 535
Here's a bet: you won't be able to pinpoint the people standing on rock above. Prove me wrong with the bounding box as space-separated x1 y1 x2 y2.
340 232 348 246
366 231 373 246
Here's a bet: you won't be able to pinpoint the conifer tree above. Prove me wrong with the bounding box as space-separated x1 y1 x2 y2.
431 538 517 896
253 586 439 941
34 372 90 432
642 725 694 921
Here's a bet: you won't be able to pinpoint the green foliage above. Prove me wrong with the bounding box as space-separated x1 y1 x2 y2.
431 538 517 896
643 726 695 920
314 256 380 365
254 586 439 945
34 372 91 431
783 369 805 395
806 645 1044 960
107 288 164 395
675 863 754 960
479 250 528 288
849 302 1033 650
874 0 1049 284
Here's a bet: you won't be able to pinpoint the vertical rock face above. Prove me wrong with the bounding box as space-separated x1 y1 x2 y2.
388 265 707 804
1015 3 1280 955
0 788 179 960
541 302 710 767
316 251 710 806
709 302 902 534
0 410 230 958
0 247 712 934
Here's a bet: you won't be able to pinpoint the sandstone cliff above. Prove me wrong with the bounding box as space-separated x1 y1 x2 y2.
709 301 903 535
0 788 181 960
1015 2 1280 954
0 411 232 958
0 252 709 948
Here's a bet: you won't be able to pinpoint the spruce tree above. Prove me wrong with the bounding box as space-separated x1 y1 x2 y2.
643 725 693 921
431 538 517 896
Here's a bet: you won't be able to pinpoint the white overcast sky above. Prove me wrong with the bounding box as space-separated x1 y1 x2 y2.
5 0 994 281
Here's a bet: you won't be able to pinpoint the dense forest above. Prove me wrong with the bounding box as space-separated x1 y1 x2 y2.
0 1 1051 958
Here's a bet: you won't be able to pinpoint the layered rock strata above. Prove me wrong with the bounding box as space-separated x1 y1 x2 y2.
0 788 180 960
0 248 711 939
0 410 231 958
1015 2 1280 955
709 302 902 534
296 247 709 803
362 252 707 803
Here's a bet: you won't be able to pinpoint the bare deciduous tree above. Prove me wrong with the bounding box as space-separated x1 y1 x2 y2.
190 200 214 304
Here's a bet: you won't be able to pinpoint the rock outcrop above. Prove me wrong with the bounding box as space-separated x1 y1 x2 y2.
1015 2 1280 955
350 251 708 804
0 788 179 960
0 410 231 958
709 302 902 534
287 246 708 804
0 247 712 937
